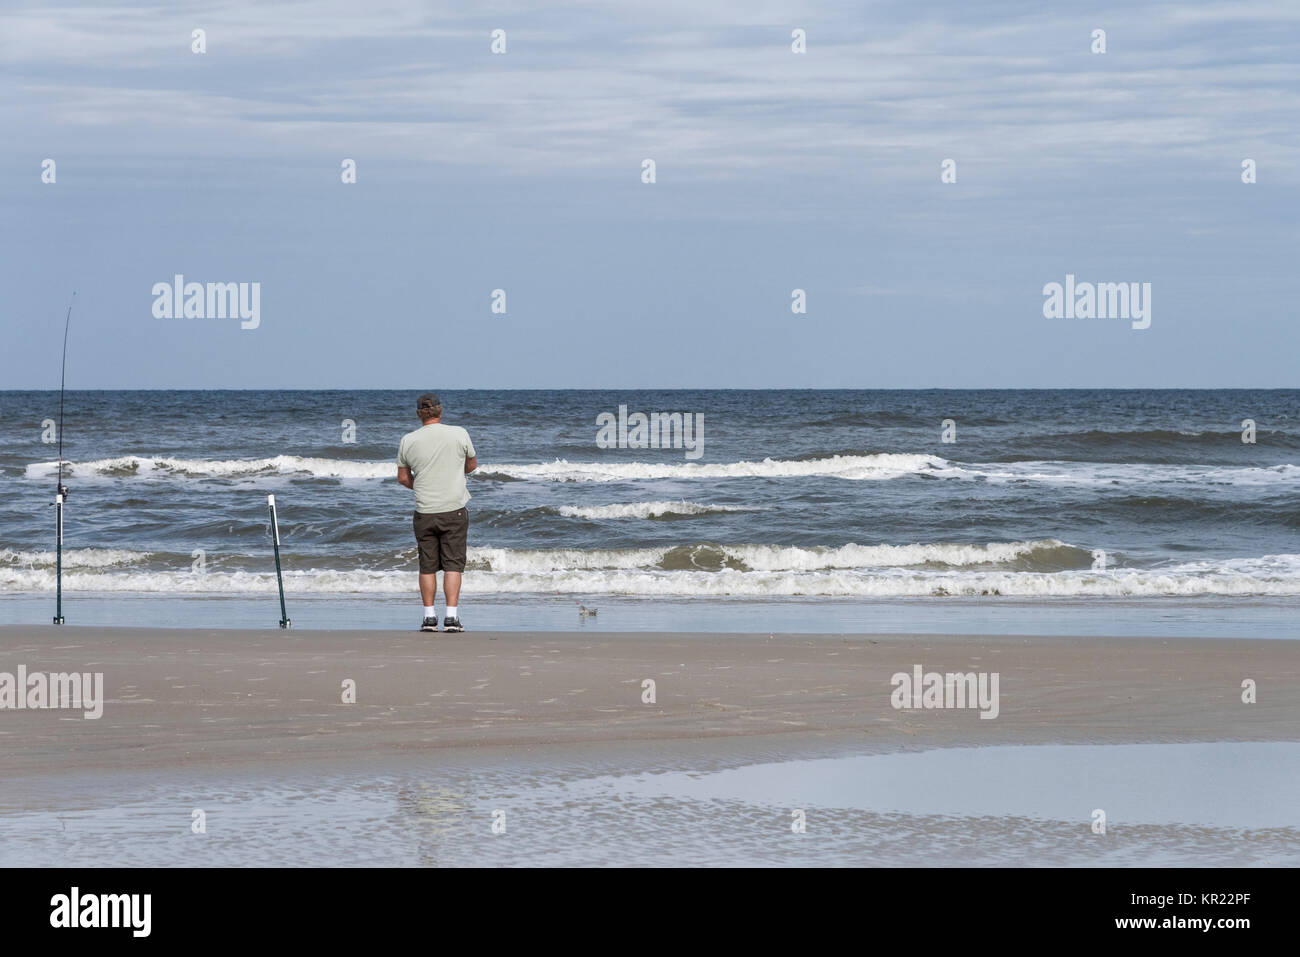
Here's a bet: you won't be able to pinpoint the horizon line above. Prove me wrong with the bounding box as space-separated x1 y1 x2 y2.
2 386 1298 393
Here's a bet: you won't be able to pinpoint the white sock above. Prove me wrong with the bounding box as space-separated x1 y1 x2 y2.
446 606 458 619
424 605 436 618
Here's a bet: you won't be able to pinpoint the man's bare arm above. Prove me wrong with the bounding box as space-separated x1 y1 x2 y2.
464 456 477 474
397 466 414 489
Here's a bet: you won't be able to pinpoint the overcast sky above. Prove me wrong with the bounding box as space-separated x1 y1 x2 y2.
1 0 1297 389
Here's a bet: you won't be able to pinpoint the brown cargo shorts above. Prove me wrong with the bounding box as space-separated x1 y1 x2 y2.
413 506 469 573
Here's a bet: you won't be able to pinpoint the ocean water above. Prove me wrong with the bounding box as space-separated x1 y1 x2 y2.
2 389 1299 633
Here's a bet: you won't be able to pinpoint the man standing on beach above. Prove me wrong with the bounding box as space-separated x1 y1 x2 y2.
397 393 477 633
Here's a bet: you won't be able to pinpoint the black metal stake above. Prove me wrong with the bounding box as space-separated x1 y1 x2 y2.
53 492 65 625
268 494 291 629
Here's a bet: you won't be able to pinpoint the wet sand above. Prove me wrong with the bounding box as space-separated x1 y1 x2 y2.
1 626 1296 778
3 626 1298 865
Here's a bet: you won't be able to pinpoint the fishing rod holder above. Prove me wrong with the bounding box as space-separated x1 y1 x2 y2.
53 491 65 625
267 494 291 629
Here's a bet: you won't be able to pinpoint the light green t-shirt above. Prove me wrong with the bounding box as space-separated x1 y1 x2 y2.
397 423 477 514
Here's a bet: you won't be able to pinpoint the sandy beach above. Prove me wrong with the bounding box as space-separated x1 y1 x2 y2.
2 626 1298 866
0 626 1295 775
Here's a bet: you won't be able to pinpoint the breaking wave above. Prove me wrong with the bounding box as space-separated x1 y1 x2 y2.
26 454 1300 488
25 455 393 480
554 501 760 520
5 541 1298 598
0 548 151 569
6 563 1300 598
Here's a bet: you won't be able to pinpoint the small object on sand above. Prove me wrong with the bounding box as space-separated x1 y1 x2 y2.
577 603 598 618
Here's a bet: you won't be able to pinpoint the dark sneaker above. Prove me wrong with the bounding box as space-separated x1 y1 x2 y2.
442 616 464 633
420 617 439 633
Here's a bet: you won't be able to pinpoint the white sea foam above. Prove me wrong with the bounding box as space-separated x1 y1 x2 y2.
6 564 1300 598
480 453 949 482
556 501 760 519
958 461 1300 487
468 540 1080 572
0 548 151 569
718 540 1077 571
24 455 393 480
5 547 1300 598
470 546 668 572
21 454 1300 487
24 452 946 482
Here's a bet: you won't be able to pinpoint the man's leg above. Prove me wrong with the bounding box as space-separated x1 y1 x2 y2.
442 571 461 608
414 512 439 631
420 572 438 607
437 507 468 632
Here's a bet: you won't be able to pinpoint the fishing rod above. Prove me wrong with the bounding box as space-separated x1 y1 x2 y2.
53 293 74 625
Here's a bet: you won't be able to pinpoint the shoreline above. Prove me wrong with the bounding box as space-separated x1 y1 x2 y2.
4 594 1300 639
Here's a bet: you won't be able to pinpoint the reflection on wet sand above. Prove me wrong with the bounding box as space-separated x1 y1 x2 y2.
1 741 1296 867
